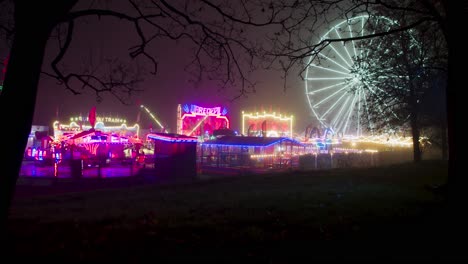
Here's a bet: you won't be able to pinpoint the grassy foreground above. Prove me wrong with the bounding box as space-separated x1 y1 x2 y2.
7 160 463 262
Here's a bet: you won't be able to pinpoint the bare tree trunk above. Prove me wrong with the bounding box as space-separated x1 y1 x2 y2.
0 0 77 239
408 80 422 163
410 114 422 163
440 119 448 160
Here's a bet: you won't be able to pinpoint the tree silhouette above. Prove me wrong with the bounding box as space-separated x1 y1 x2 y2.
261 0 457 209
351 13 447 162
0 0 460 237
0 0 334 234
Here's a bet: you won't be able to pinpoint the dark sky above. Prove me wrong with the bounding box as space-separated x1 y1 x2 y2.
30 12 312 134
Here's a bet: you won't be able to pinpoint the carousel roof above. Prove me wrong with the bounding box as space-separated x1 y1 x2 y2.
69 130 98 139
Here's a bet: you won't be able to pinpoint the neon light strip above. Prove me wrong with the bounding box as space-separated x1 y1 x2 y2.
241 112 294 136
250 154 277 158
70 116 127 123
53 121 140 139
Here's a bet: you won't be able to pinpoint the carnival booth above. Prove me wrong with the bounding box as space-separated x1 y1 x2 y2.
147 133 198 178
242 111 294 137
177 103 230 141
200 136 305 174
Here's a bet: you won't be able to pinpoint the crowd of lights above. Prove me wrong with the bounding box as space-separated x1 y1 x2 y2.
178 104 230 136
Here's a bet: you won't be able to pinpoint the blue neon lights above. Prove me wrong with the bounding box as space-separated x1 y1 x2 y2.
183 104 190 113
147 133 198 143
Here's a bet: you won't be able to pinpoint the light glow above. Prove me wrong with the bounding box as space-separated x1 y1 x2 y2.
304 15 400 137
241 112 294 137
179 103 229 137
53 120 140 141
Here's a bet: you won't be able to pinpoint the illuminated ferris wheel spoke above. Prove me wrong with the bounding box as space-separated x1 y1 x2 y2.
334 27 354 64
365 18 379 58
312 83 353 108
348 24 358 58
376 86 390 94
357 87 362 136
334 104 350 133
305 15 401 136
308 81 347 95
359 18 365 58
310 64 349 75
367 21 393 61
366 72 379 78
330 96 351 129
307 81 347 95
361 17 365 36
334 92 355 133
306 77 349 81
318 53 351 72
328 41 352 68
341 90 359 134
378 74 399 78
320 90 349 120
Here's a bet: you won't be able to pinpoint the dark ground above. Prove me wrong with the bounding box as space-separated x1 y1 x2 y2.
5 160 467 262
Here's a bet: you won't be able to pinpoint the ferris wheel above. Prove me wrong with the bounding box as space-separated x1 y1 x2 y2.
304 15 397 137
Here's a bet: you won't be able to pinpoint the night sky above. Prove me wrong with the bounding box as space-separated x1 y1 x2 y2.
25 11 311 134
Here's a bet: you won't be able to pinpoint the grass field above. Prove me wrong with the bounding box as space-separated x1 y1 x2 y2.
7 160 464 262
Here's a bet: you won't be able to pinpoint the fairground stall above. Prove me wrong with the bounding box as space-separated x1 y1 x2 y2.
41 114 143 167
24 125 53 162
241 111 294 137
53 114 140 142
147 133 198 178
177 104 230 141
200 136 305 174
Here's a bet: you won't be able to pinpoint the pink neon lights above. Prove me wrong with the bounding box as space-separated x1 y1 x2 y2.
190 105 222 116
180 104 230 136
82 143 100 155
